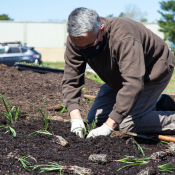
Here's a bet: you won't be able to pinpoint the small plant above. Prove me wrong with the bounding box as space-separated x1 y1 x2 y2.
0 124 16 137
17 155 91 174
116 156 151 172
0 94 20 123
131 138 145 156
15 155 37 172
27 100 68 146
60 103 67 113
93 74 103 83
0 94 29 137
85 97 94 103
81 116 97 138
158 163 175 173
32 163 91 174
81 87 86 92
28 99 49 130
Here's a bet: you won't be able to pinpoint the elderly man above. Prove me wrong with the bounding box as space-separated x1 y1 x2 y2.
62 7 175 138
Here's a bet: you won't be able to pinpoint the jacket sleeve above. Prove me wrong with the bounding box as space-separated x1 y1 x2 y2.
62 36 86 113
109 38 145 123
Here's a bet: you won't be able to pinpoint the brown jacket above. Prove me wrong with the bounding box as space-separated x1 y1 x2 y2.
62 17 175 124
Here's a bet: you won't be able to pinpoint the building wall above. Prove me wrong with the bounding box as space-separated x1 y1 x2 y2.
35 47 65 62
142 22 164 39
0 21 67 62
0 21 164 62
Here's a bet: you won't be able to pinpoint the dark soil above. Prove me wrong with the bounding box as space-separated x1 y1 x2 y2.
0 66 175 175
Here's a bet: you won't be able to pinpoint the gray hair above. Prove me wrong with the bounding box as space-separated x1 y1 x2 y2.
67 7 101 37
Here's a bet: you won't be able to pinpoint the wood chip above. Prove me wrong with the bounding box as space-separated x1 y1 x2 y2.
84 95 96 101
47 104 62 111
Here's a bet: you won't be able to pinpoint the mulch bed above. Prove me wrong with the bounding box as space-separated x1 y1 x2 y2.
0 66 175 175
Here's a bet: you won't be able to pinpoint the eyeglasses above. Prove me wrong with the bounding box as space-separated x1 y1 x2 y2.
71 30 100 50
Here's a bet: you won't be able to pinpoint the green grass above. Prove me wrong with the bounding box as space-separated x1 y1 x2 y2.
43 62 65 69
43 62 104 84
164 70 175 93
43 62 175 92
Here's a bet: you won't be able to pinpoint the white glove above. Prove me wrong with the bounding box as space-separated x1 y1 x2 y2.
71 119 86 138
86 123 114 138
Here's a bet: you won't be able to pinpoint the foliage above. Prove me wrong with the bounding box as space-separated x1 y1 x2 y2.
157 0 175 42
28 99 50 130
60 103 67 113
0 124 16 137
16 155 37 172
140 18 148 22
93 74 104 84
0 14 13 20
131 138 145 156
158 163 175 173
81 116 97 138
28 130 52 139
118 4 147 22
31 161 64 173
116 156 151 171
117 161 148 171
81 86 86 92
85 97 94 103
0 94 20 123
106 14 114 17
0 94 26 137
17 155 91 174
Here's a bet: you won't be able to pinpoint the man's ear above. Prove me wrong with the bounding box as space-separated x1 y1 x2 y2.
101 25 105 35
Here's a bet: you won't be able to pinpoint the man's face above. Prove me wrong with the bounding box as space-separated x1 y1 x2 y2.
70 25 105 50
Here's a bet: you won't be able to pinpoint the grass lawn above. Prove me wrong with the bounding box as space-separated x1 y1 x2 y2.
42 62 65 69
44 62 175 93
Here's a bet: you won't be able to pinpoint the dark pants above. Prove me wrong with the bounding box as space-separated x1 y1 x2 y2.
88 70 175 134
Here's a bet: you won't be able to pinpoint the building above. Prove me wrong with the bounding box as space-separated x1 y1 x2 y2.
0 20 164 62
0 20 67 62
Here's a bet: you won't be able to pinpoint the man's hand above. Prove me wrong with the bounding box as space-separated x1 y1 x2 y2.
86 123 114 138
71 118 86 138
86 117 118 138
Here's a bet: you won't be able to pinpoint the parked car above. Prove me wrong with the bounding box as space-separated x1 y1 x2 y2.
0 41 42 66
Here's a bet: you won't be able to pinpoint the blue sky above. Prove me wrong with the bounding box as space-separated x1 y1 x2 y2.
0 0 163 23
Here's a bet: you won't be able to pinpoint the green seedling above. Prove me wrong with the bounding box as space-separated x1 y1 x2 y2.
117 155 152 163
116 156 152 172
0 124 16 137
31 162 65 173
28 99 49 130
152 138 169 144
0 94 20 123
15 155 37 172
81 86 86 92
158 163 175 173
117 161 148 171
93 74 103 83
28 128 68 147
0 94 31 137
131 138 145 156
32 163 91 174
89 154 151 171
81 116 97 138
60 103 67 113
28 130 52 138
17 156 91 174
85 97 94 103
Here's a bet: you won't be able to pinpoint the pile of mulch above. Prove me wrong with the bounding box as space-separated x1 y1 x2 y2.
0 66 175 175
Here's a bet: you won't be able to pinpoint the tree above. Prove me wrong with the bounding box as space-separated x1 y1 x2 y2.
158 0 175 42
0 14 13 20
140 18 148 22
106 14 114 17
118 4 148 22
